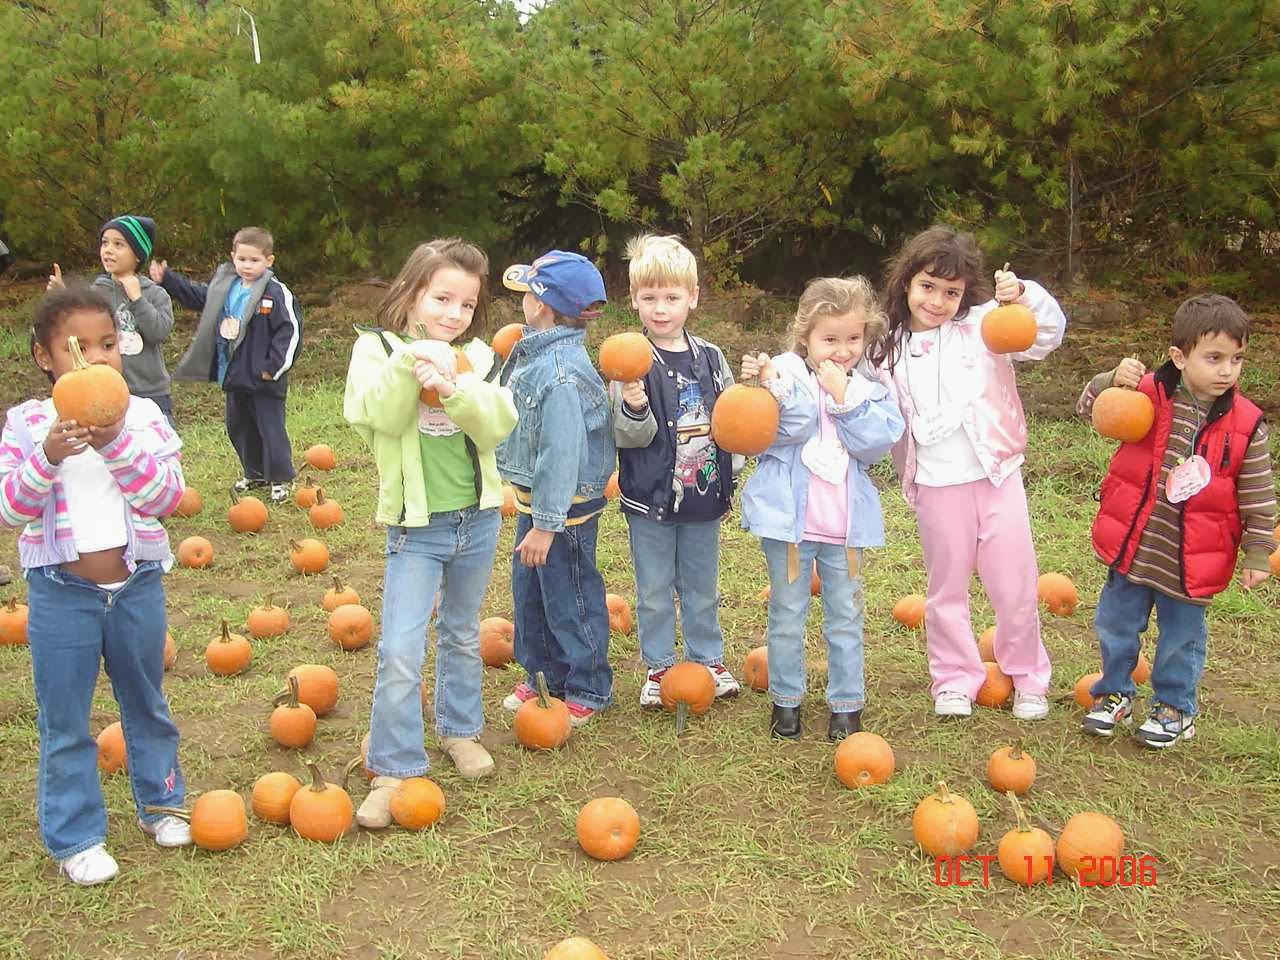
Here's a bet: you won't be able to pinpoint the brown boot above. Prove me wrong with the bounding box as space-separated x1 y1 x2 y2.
355 776 402 828
440 737 495 779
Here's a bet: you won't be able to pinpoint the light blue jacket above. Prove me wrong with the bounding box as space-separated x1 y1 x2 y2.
741 352 904 547
496 325 616 531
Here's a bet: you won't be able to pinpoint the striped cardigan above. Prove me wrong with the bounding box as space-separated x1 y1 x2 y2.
0 397 185 572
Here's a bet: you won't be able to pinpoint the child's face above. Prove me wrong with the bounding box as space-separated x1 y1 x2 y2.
408 266 481 342
232 243 274 283
632 284 698 342
34 309 122 381
906 269 966 332
805 310 867 371
1171 331 1246 403
522 291 554 328
99 229 139 277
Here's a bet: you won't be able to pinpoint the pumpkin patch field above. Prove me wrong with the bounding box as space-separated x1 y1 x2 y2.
0 281 1277 959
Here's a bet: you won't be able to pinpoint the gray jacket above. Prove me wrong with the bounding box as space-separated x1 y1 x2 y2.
90 274 175 398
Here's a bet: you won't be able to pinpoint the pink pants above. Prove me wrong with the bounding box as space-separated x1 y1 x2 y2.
915 470 1051 699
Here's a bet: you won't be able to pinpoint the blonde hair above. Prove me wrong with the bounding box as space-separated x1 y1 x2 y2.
625 234 698 294
233 226 274 256
375 237 490 336
789 276 887 357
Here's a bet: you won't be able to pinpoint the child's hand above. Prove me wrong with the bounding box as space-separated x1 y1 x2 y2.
414 361 455 400
515 527 555 567
86 417 125 450
742 352 776 383
148 259 167 283
621 380 647 411
993 263 1023 303
406 339 457 375
119 273 142 301
46 263 64 292
1241 568 1269 591
1113 357 1146 389
816 359 849 403
260 371 272 381
42 419 90 465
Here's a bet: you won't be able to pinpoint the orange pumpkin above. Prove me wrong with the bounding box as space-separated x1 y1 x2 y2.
187 790 249 851
604 470 621 500
0 597 29 646
329 603 374 651
709 382 780 455
501 484 518 518
576 796 640 861
892 594 926 629
998 792 1055 886
544 939 609 960
977 625 997 663
322 575 361 611
177 535 215 569
289 537 330 575
206 620 252 676
389 777 446 831
987 742 1036 795
247 595 289 639
285 664 340 716
173 486 204 518
289 762 353 842
96 720 127 775
1092 386 1155 443
1074 671 1103 708
1056 812 1124 883
295 476 320 509
605 593 633 634
252 771 302 824
1132 651 1152 684
1270 547 1280 577
742 646 769 692
163 631 176 670
304 444 337 471
51 335 129 426
421 349 473 406
980 303 1037 354
1037 572 1078 616
658 662 716 716
270 674 317 748
309 489 344 530
598 332 652 382
227 488 268 533
833 732 895 788
479 617 515 667
912 782 980 857
492 322 525 360
975 661 1013 708
513 672 572 750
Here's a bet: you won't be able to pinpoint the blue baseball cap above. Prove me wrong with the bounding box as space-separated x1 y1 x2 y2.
502 250 607 320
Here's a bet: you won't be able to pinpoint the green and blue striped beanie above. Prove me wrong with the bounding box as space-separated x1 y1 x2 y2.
100 215 156 263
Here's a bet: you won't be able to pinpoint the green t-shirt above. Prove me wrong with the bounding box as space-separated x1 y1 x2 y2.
418 408 478 512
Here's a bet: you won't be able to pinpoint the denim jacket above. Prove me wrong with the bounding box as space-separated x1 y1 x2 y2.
497 325 616 531
741 352 904 547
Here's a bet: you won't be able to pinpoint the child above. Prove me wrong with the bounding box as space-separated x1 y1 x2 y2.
741 277 904 740
1077 294 1275 747
611 234 741 705
869 225 1066 721
47 215 176 420
344 238 517 825
152 227 301 503
0 288 190 884
496 250 617 725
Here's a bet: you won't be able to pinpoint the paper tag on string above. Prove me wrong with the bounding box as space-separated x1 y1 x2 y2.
1165 454 1210 503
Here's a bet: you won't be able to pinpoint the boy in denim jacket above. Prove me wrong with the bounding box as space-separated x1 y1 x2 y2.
497 251 617 725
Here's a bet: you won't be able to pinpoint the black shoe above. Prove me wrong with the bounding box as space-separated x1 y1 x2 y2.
770 704 801 740
827 710 863 741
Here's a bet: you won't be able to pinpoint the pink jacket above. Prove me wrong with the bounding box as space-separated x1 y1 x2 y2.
876 281 1066 507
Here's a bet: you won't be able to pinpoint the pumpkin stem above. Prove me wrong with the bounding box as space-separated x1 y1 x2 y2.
304 761 328 793
331 575 345 593
66 335 90 371
219 619 231 643
534 670 551 710
1007 790 1032 833
937 780 952 803
675 701 689 737
289 538 302 551
5 597 15 612
1010 739 1023 760
229 484 241 505
143 804 191 821
314 489 326 506
273 673 300 709
342 755 363 790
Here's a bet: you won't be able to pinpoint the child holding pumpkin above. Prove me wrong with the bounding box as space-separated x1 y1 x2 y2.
1076 294 1275 747
868 225 1066 721
740 276 905 741
0 287 191 885
496 250 617 725
611 234 741 706
344 238 517 821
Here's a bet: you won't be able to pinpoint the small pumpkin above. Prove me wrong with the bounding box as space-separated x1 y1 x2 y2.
285 664 340 716
205 620 252 676
912 781 980 857
146 791 249 852
96 720 127 775
605 594 633 634
833 731 895 788
289 762 353 842
604 470 621 500
998 791 1055 886
1056 811 1125 883
328 603 374 651
0 597 29 646
247 594 289 639
309 489 344 530
389 777 446 831
163 630 176 670
173 486 204 518
1037 572 1078 616
1092 386 1155 443
513 671 572 750
500 484 518 518
227 487 268 534
492 322 525 360
709 381 780 456
270 674 317 748
977 625 997 663
479 616 515 667
177 535 215 569
742 645 769 692
987 742 1036 795
1132 651 1152 684
658 662 716 716
598 332 652 382
51 334 130 426
322 575 361 611
892 594 926 629
1270 547 1280 577
544 939 609 960
304 444 337 471
975 661 1013 708
289 537 330 575
980 302 1037 354
1074 671 1103 708
421 349 473 406
295 476 320 509
252 771 302 824
575 796 640 861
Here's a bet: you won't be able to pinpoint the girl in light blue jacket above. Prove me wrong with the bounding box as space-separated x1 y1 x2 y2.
740 276 904 743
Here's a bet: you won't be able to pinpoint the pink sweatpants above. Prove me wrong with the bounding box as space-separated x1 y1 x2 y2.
915 470 1051 699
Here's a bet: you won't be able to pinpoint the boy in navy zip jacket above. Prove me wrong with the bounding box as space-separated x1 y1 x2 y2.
151 227 302 502
611 235 742 707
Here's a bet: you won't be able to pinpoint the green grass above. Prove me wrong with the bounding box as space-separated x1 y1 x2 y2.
0 278 1276 959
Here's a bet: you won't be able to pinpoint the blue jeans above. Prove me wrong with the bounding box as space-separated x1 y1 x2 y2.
626 514 725 669
1093 569 1208 715
367 507 501 778
761 538 866 711
511 512 613 709
26 562 183 860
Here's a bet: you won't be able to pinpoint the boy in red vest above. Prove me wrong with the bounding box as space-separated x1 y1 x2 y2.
1077 294 1275 748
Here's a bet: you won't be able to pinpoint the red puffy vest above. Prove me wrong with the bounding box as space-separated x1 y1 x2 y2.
1092 364 1263 598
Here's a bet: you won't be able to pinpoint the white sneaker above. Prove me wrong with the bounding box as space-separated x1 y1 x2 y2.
709 663 741 699
59 844 119 886
1012 691 1050 721
934 691 972 717
638 669 666 709
138 815 193 848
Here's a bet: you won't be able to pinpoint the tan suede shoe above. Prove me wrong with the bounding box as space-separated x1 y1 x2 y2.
355 776 402 828
440 737 495 779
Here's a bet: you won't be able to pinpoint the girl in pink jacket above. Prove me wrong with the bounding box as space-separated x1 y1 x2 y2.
869 226 1066 720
